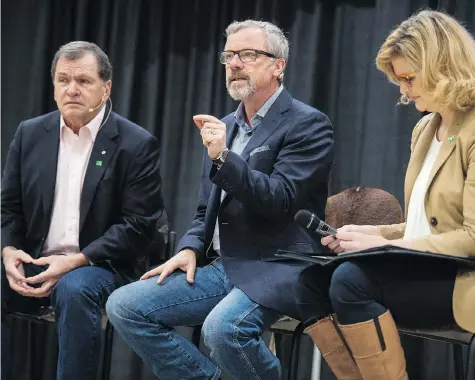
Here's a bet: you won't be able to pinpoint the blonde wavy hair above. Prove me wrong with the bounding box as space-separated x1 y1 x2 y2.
376 10 475 111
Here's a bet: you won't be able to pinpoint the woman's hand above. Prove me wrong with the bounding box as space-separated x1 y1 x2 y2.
321 225 384 254
336 231 388 253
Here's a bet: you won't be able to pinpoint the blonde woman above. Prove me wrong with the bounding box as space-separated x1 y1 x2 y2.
294 10 475 379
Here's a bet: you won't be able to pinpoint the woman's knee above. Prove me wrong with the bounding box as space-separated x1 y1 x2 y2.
295 265 331 302
295 266 316 299
329 261 373 310
294 265 334 322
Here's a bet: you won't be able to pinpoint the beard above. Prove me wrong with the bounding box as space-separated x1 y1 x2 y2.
226 71 256 100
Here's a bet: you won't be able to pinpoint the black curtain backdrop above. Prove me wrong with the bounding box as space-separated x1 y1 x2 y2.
2 0 475 379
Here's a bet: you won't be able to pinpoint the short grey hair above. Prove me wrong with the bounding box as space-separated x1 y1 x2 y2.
225 20 289 83
51 41 112 82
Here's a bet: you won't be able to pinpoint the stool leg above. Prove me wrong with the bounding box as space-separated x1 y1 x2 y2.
191 325 202 348
454 344 465 380
466 338 475 380
26 321 32 380
101 321 114 380
288 322 305 380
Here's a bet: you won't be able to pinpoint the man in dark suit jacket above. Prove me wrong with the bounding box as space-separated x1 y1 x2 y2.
106 21 333 380
1 41 164 380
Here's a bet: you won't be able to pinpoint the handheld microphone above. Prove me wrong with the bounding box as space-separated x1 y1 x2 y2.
88 98 105 112
294 209 338 237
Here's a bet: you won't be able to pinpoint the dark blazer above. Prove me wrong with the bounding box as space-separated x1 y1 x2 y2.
177 88 334 318
1 103 164 285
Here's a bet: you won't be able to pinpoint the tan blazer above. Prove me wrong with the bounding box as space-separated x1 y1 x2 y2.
379 107 475 333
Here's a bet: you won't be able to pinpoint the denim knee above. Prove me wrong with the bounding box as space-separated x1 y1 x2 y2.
328 261 385 324
53 272 96 307
201 311 234 353
52 267 115 309
105 286 136 326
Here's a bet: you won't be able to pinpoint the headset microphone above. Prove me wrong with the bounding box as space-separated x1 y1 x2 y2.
88 97 105 112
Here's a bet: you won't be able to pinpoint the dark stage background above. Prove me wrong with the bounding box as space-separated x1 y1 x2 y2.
2 0 474 379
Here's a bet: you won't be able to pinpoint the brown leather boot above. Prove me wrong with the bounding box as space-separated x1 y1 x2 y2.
339 311 408 380
305 315 362 379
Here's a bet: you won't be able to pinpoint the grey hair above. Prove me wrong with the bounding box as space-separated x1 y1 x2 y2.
51 41 112 82
225 20 289 83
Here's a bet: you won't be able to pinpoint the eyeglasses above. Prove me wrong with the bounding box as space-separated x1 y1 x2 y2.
394 72 417 86
219 49 277 64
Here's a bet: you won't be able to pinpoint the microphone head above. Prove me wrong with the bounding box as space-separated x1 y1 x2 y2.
88 97 106 112
294 209 314 227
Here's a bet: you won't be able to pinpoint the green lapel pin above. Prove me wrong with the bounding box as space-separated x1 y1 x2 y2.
96 160 103 166
448 135 455 142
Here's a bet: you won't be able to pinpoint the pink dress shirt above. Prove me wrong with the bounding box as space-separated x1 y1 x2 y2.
42 106 106 256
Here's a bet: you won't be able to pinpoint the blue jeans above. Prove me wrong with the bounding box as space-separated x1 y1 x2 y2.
1 261 116 380
106 259 282 380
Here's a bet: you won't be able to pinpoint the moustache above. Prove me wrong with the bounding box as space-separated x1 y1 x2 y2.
227 72 250 84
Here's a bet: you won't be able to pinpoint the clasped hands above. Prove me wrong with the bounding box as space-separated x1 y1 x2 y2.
2 247 88 298
321 225 389 254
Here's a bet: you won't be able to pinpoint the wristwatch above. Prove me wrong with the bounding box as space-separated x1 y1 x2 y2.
212 148 229 167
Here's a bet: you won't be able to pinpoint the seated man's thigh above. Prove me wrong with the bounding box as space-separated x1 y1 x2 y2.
106 263 230 327
52 266 116 308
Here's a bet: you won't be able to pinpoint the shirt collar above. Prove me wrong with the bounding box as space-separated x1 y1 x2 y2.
234 85 284 132
60 105 106 141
